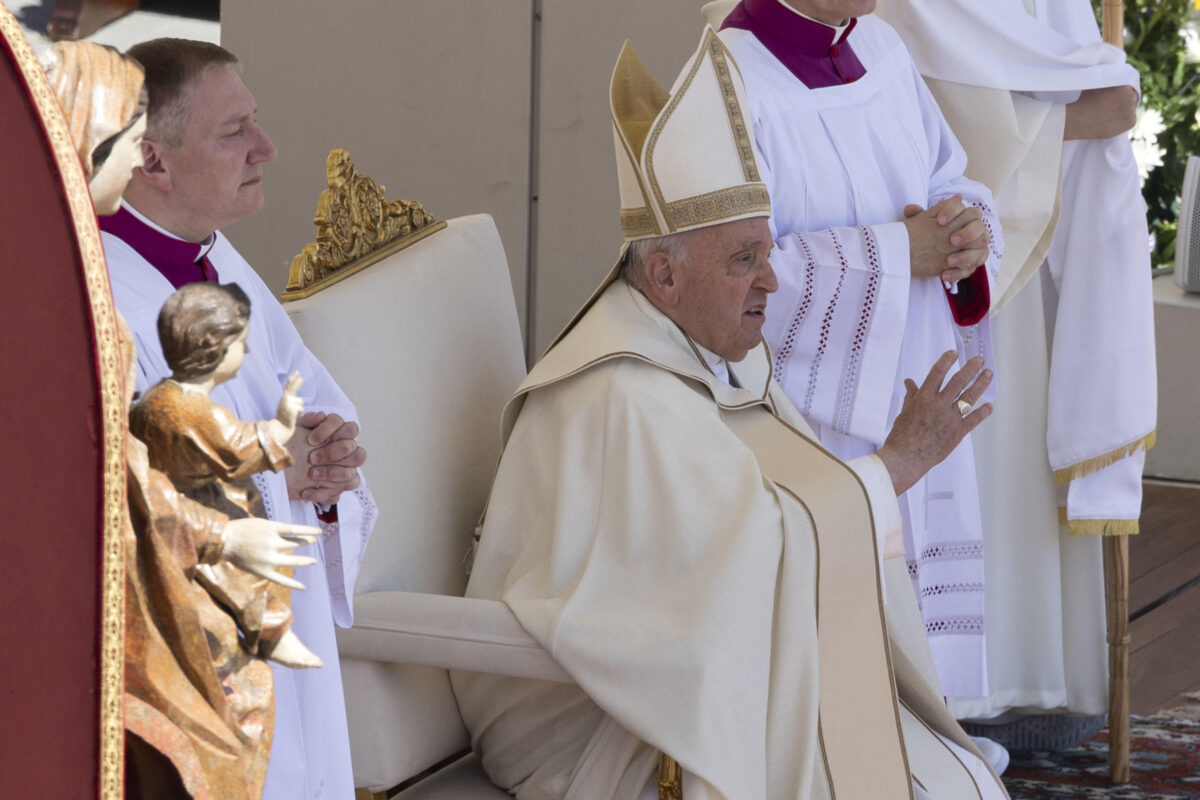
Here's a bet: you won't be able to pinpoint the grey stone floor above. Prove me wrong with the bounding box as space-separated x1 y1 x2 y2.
3 0 218 56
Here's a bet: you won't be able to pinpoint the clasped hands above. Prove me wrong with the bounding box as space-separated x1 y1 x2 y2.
903 194 990 283
285 410 368 506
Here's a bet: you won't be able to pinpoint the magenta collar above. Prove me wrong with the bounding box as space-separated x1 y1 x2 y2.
722 0 866 88
100 205 219 289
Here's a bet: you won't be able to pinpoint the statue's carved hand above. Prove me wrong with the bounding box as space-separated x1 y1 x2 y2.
221 518 320 589
275 372 305 429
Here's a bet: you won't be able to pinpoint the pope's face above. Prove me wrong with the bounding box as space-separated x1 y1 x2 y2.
90 115 146 216
782 0 876 26
155 65 277 241
672 217 777 363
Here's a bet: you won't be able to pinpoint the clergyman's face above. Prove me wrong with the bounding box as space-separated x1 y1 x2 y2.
156 65 278 240
782 0 876 26
89 115 146 216
672 217 778 363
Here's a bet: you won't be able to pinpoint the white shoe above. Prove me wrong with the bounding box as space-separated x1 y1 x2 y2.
970 736 1010 776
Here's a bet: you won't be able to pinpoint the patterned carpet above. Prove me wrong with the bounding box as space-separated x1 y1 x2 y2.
1003 705 1200 799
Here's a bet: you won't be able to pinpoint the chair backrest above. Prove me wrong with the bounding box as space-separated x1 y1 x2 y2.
285 214 526 790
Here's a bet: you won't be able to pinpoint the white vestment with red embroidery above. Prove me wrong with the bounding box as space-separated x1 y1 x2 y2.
722 16 1003 699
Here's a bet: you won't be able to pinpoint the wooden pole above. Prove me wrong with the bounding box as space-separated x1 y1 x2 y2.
1099 4 1131 784
1102 0 1125 49
1104 535 1131 783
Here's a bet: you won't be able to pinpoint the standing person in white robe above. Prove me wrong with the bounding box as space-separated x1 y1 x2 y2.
704 0 1004 703
874 0 1157 727
100 38 377 800
452 27 1008 800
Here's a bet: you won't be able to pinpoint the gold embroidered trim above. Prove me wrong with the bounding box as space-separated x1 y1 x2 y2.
619 129 664 237
283 149 445 301
643 29 713 231
643 29 765 233
707 31 761 184
664 184 771 231
1053 431 1156 485
1 8 126 797
620 206 658 238
1068 518 1140 537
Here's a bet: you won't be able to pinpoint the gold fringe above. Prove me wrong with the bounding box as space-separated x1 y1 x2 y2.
1067 518 1140 537
1058 506 1068 525
1053 431 1156 486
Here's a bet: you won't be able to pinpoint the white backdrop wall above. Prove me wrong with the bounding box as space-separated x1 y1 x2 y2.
221 0 708 358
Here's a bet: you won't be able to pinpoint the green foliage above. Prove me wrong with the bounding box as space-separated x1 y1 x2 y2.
1094 0 1200 266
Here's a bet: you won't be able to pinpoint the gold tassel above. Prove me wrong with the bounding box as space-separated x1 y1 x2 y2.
1067 518 1140 537
1053 431 1156 486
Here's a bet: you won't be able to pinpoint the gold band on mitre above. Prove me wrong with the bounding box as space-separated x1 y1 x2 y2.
610 26 771 242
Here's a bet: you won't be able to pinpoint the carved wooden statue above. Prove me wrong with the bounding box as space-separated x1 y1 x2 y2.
43 41 319 799
130 282 323 671
120 316 319 799
42 40 147 216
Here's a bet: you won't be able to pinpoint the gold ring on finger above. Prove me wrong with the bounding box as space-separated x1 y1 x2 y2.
956 399 972 417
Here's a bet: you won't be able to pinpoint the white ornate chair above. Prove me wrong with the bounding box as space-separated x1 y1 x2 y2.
283 152 680 799
284 194 560 797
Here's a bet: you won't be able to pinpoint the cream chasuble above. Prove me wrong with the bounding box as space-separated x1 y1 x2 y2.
452 277 1005 800
719 16 1002 700
875 0 1157 718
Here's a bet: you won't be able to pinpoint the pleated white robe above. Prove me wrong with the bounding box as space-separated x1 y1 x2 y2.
721 18 1003 700
876 0 1156 719
104 220 376 800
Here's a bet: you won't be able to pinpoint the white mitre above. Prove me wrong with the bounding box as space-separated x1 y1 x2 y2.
542 27 772 353
611 25 771 242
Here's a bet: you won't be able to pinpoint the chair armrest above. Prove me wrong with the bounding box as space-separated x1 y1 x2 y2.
336 591 572 683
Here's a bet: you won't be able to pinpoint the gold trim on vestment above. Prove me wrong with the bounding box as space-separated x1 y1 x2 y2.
706 32 760 184
1052 431 1156 486
723 406 913 798
663 185 770 232
1 8 126 798
620 206 658 239
283 149 444 300
1068 518 1140 537
898 699 985 800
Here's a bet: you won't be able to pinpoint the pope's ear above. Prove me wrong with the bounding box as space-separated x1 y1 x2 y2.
643 251 681 309
134 138 171 191
642 250 681 307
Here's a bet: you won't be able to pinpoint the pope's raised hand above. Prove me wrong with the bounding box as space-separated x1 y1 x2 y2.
875 350 993 496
